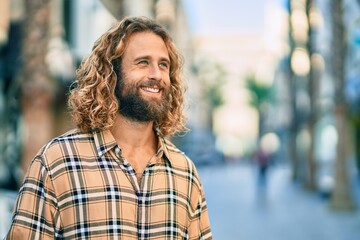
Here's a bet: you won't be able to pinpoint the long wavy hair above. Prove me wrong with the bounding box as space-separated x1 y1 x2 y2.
68 16 187 136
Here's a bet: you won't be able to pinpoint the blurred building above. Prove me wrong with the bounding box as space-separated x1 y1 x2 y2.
0 0 197 188
64 0 193 70
190 0 289 158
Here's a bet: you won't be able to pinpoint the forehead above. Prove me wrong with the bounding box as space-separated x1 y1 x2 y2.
124 31 169 58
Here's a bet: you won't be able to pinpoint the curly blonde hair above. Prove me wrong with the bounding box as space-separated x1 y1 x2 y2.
68 16 187 136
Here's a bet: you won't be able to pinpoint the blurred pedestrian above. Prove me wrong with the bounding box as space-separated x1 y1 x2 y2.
254 146 270 186
5 16 212 239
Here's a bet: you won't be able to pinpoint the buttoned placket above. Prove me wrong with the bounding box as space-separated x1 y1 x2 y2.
113 145 139 191
113 145 159 239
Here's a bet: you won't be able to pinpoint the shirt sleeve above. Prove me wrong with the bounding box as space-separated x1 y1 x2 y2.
5 157 60 239
188 182 212 240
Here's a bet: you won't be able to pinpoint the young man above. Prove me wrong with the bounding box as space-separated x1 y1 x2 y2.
6 17 212 239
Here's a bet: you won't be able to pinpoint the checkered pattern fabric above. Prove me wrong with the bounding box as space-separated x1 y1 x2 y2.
5 129 212 239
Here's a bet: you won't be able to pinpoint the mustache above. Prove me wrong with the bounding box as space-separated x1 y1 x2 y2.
138 79 166 89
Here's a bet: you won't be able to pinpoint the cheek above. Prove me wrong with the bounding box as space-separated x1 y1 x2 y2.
164 80 171 95
164 82 173 99
164 75 171 86
121 73 139 90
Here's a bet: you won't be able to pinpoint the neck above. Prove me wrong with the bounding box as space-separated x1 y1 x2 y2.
110 113 157 152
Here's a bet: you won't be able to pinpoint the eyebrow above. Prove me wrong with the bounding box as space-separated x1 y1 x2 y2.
133 55 170 64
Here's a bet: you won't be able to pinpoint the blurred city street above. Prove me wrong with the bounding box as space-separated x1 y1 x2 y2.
1 0 360 239
198 162 360 240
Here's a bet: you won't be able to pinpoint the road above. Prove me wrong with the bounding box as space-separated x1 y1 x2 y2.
198 162 360 240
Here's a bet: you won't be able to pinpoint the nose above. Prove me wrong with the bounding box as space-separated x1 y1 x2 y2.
148 63 162 80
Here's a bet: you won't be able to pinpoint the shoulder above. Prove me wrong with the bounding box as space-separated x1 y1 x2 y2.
163 139 206 207
163 138 201 178
36 129 93 166
40 128 92 152
163 138 184 155
163 138 187 164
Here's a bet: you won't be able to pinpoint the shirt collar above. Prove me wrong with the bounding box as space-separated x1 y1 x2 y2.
93 129 173 166
157 135 172 166
93 129 118 157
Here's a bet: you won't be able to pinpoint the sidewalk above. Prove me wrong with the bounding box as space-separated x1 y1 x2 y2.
1 162 359 239
198 162 360 240
0 189 17 238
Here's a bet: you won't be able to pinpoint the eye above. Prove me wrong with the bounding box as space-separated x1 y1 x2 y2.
138 60 148 65
159 62 169 69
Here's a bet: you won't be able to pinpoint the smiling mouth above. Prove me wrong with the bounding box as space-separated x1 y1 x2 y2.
141 86 161 93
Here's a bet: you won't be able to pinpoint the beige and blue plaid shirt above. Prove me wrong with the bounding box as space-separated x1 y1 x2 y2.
6 129 212 239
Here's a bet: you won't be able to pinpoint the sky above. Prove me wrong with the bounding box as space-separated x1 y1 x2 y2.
183 0 267 35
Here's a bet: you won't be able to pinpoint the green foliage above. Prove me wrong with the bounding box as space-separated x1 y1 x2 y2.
245 73 272 109
192 60 227 109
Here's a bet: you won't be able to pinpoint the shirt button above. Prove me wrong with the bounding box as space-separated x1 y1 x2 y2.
115 146 121 158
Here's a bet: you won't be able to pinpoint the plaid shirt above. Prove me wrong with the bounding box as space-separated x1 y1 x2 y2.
6 129 212 239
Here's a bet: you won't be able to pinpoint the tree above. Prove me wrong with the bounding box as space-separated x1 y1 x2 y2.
287 0 300 181
329 0 355 211
304 0 319 190
244 73 272 138
191 60 226 130
20 0 54 178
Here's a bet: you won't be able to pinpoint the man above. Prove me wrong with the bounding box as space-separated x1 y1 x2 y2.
6 16 212 239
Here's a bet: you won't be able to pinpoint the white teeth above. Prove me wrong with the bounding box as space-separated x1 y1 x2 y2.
143 87 160 93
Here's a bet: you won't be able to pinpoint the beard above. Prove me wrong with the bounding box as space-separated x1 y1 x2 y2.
115 77 171 124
